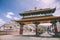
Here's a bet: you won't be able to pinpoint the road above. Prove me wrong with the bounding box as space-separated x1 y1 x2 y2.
0 32 60 40
0 35 60 40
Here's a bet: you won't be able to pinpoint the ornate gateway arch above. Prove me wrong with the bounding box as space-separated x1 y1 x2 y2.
15 8 60 36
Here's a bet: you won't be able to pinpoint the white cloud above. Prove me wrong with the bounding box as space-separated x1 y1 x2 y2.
17 0 60 16
36 0 39 1
7 12 14 15
35 0 56 8
41 0 55 4
35 0 60 16
53 10 60 16
6 12 14 19
6 15 12 18
13 17 20 20
0 19 6 26
16 0 60 16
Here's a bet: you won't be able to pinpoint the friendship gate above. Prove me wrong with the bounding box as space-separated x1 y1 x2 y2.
15 7 60 36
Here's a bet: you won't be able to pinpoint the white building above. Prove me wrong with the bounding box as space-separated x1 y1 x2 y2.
0 21 20 31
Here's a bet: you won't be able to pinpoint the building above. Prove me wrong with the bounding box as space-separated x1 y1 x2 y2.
0 21 20 35
15 7 60 35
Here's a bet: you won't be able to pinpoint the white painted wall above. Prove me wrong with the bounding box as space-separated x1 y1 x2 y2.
56 22 60 32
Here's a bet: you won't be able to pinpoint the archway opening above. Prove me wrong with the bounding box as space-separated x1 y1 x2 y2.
23 23 52 35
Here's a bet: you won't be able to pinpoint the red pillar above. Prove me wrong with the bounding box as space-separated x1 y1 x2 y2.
36 27 38 35
20 27 23 34
35 25 39 36
54 24 58 33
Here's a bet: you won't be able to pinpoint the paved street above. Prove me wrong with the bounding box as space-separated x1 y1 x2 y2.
0 32 60 40
0 35 60 40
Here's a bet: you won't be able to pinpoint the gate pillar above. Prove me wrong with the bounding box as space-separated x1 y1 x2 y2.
54 23 58 33
51 20 58 34
33 21 40 36
19 23 25 35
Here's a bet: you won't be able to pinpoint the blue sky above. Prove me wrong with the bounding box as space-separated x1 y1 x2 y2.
0 0 60 26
